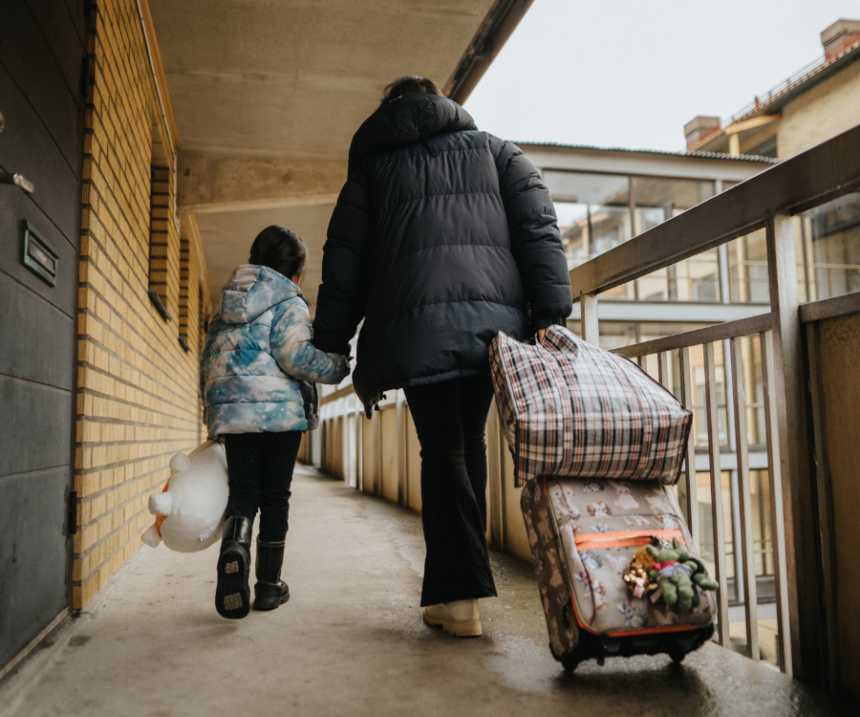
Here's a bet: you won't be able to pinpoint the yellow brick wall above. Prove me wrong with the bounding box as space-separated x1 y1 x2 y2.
777 59 860 159
74 0 210 609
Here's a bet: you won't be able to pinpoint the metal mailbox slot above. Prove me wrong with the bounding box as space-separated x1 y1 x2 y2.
21 220 59 286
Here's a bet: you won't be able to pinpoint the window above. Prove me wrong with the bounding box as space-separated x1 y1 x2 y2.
178 233 191 351
747 135 778 159
549 170 719 302
803 192 860 301
149 121 171 320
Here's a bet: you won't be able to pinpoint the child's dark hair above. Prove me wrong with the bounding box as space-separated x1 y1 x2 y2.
380 76 442 106
249 225 307 280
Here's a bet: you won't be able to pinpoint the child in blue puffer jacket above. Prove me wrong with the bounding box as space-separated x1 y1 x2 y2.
202 225 349 619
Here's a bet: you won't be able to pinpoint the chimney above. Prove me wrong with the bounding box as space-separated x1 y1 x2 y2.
684 116 721 151
821 19 860 59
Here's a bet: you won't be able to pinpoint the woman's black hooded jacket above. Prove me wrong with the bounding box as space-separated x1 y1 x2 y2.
312 93 572 410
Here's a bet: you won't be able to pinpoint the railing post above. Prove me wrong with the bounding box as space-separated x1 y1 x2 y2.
766 212 822 684
581 292 599 345
760 330 793 674
678 347 699 550
730 337 760 660
704 342 731 645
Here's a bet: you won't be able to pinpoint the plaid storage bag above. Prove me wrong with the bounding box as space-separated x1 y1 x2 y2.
489 324 692 487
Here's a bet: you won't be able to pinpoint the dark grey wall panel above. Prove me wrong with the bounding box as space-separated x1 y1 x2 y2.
24 0 86 100
0 377 72 479
0 272 75 390
62 0 86 46
0 0 83 177
0 468 70 667
0 64 81 244
0 0 82 667
0 191 78 318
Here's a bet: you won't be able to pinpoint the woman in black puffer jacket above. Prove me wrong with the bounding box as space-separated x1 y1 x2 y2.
313 77 571 637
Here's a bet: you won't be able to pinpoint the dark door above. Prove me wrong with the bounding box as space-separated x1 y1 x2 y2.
0 0 85 668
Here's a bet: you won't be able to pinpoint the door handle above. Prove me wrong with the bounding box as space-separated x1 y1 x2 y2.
0 173 35 194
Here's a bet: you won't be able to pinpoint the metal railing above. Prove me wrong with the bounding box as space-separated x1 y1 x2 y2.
613 313 789 670
573 124 860 684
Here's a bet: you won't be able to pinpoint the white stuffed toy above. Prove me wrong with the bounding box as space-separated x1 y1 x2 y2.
142 440 229 552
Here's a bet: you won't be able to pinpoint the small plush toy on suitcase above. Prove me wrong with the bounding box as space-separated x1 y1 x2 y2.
490 326 717 672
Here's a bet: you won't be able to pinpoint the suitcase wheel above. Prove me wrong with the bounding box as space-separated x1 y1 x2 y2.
669 649 687 665
561 653 581 674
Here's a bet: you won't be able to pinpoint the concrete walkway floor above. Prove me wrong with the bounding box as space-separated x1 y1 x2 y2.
4 465 850 717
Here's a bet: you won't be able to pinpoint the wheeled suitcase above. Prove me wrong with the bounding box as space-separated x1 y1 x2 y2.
521 475 715 672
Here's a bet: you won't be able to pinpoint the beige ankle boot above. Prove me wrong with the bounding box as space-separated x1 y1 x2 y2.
423 599 482 637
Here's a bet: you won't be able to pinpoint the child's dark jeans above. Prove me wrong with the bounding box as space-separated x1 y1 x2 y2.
223 431 303 542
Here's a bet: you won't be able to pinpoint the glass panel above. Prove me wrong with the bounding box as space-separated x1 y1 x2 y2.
750 469 775 599
803 192 860 301
550 172 632 265
696 470 736 601
550 172 635 300
728 229 769 303
633 177 717 302
689 342 730 449
740 335 766 447
631 176 715 227
638 252 721 302
638 322 712 342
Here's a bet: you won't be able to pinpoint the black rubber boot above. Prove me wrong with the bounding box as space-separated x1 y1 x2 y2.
253 538 290 611
215 515 252 619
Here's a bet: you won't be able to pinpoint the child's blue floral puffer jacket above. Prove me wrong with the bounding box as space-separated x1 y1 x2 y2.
202 264 349 437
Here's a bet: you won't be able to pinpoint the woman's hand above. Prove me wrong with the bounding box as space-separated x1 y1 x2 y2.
537 329 547 344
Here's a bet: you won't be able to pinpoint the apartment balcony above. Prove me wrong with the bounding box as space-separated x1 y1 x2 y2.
310 125 860 695
2 1 859 713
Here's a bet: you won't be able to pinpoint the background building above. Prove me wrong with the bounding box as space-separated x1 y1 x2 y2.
683 18 860 314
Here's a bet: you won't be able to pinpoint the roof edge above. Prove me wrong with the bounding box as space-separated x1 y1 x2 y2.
513 141 780 164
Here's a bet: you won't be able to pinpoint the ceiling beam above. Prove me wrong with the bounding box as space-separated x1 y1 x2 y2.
177 151 345 215
724 114 782 135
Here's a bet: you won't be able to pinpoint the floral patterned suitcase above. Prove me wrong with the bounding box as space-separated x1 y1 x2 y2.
522 475 715 672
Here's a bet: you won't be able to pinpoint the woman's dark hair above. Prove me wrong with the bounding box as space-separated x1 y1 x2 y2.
380 76 442 106
249 225 307 280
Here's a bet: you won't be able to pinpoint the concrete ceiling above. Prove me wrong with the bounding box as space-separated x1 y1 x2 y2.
148 0 510 307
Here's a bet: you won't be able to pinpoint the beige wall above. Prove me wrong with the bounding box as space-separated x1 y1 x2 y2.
817 310 860 697
73 0 210 608
316 398 533 564
778 60 860 158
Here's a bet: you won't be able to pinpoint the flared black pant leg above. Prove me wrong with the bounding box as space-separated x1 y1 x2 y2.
404 372 497 607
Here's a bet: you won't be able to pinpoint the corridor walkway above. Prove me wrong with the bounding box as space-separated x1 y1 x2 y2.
4 466 848 717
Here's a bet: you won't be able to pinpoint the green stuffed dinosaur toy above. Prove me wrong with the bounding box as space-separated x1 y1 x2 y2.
646 538 718 612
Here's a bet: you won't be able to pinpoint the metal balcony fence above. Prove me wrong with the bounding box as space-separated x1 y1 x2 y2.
307 124 860 689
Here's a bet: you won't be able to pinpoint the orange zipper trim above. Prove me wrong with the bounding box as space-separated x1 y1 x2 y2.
575 529 684 552
569 598 707 637
568 529 708 637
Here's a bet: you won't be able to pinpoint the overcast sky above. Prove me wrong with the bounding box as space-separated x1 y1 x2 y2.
465 0 860 153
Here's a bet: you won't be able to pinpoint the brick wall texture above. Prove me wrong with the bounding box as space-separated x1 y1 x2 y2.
74 0 210 609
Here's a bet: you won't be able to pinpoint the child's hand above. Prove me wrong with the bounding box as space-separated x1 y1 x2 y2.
335 354 351 376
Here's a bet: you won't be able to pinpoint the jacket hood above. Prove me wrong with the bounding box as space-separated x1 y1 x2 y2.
347 93 476 175
219 264 308 325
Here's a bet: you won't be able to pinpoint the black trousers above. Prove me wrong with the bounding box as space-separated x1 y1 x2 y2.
404 372 498 606
223 432 302 543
